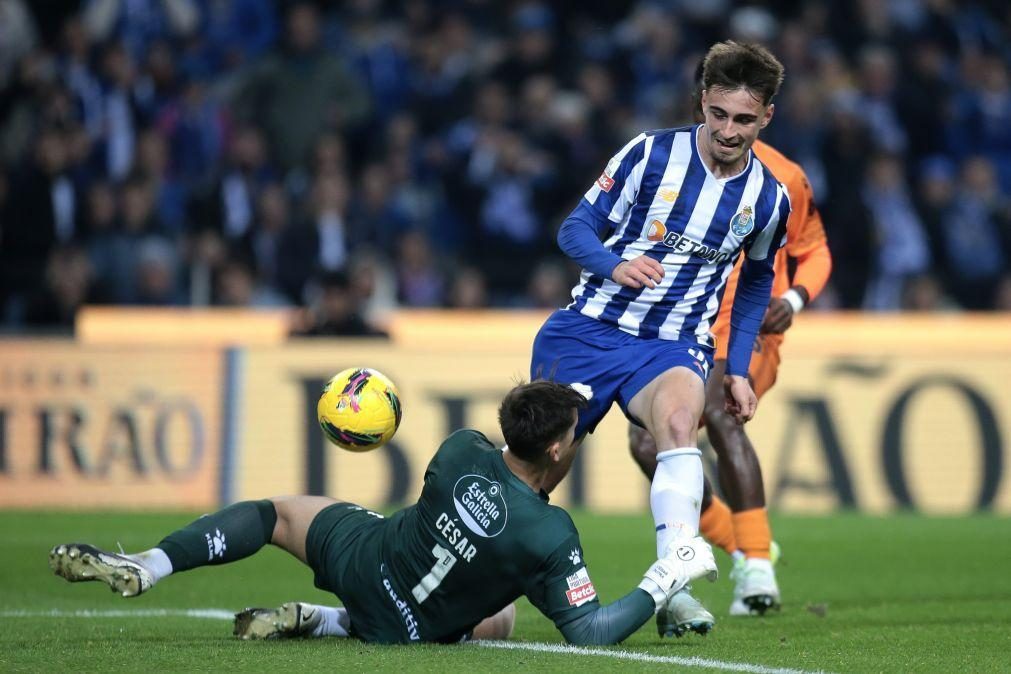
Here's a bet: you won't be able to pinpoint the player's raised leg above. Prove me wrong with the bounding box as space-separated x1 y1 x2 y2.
629 424 740 559
626 364 717 636
627 366 707 555
628 359 781 616
49 496 335 597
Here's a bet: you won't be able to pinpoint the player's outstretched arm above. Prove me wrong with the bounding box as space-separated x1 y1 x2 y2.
556 201 626 279
725 255 772 424
557 589 655 645
556 133 648 279
556 204 664 290
727 186 789 385
554 537 716 645
726 254 775 381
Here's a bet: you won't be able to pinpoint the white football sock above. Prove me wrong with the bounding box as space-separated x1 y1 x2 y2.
651 447 703 558
310 605 351 638
126 548 173 583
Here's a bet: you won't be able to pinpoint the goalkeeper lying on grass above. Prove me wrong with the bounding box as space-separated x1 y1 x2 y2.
50 380 715 644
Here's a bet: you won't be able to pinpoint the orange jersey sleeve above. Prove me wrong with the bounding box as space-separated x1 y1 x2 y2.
753 141 832 300
779 166 832 301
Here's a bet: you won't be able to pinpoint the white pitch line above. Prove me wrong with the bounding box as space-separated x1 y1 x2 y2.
0 609 825 673
476 640 826 674
0 608 234 620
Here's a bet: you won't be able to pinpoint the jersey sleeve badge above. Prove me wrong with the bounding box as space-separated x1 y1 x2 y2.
596 157 621 192
564 567 597 607
596 172 615 192
730 205 755 236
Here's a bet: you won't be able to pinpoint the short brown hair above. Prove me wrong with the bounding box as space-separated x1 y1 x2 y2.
702 41 784 106
498 380 587 462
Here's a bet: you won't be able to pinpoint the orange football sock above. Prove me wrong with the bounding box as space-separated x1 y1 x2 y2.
699 496 737 556
732 508 771 559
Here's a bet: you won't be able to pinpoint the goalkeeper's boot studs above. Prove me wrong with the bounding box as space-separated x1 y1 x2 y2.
49 543 154 598
234 602 322 640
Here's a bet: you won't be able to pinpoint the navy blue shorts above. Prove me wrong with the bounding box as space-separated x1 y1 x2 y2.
530 310 713 437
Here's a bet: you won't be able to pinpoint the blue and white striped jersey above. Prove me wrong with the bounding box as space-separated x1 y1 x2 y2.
565 125 790 349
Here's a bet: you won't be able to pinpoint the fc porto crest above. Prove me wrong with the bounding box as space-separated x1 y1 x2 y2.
730 205 755 236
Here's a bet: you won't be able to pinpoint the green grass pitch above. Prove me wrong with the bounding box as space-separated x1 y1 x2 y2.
2 511 1009 672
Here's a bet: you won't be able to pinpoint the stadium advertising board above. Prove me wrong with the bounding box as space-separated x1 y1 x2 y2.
236 315 1011 514
2 314 1008 514
0 342 227 508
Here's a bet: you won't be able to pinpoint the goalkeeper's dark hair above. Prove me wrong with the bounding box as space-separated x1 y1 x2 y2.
499 380 587 462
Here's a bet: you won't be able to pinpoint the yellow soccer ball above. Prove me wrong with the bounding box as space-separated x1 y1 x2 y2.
317 367 402 452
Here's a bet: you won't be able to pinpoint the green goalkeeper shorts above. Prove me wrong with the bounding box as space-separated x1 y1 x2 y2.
305 502 422 644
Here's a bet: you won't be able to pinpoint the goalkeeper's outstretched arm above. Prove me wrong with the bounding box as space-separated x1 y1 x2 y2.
555 536 717 646
557 588 656 645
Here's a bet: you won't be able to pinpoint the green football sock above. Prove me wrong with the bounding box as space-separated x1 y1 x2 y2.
156 500 277 573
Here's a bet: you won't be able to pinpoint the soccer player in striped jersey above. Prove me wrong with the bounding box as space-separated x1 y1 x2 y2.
531 41 789 636
630 60 832 623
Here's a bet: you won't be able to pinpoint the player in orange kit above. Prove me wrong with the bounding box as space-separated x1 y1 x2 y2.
629 61 832 632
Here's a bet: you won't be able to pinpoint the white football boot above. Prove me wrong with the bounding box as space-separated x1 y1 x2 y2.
234 602 322 640
49 543 154 598
729 546 781 616
657 587 716 637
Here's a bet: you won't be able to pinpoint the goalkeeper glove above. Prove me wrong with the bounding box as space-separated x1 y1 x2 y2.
637 536 717 612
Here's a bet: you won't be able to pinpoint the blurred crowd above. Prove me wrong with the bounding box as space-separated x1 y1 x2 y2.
0 0 1009 335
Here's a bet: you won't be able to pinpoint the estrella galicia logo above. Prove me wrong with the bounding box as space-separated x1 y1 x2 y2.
676 545 695 561
730 205 755 236
453 475 508 538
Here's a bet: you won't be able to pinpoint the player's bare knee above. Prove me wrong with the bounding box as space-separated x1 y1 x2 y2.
703 402 728 428
473 603 515 641
707 403 746 439
662 407 699 446
703 395 724 425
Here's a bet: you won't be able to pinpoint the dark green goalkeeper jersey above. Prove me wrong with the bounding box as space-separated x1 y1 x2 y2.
379 429 602 640
308 428 655 644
